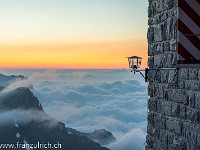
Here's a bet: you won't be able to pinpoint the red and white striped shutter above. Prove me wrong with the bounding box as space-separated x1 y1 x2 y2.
177 0 200 64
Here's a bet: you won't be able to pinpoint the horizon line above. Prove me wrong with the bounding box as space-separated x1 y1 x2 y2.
0 67 130 70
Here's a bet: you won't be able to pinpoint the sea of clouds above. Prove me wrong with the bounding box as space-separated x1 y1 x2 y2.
0 69 148 150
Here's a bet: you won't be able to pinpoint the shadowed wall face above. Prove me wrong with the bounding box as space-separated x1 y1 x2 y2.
147 0 200 149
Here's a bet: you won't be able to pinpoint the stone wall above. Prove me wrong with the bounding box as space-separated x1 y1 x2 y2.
146 0 200 149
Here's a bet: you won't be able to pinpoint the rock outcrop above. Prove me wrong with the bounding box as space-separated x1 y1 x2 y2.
67 128 116 146
0 87 109 150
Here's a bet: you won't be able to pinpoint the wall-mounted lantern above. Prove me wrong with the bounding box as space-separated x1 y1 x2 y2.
127 56 148 82
127 56 178 82
128 56 142 69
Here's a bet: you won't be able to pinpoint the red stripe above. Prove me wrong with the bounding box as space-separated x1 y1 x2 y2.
178 19 200 51
197 0 200 5
179 0 200 28
178 42 197 60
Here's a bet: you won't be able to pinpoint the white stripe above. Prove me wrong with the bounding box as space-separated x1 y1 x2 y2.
179 31 200 59
185 0 200 17
177 54 185 60
179 8 200 40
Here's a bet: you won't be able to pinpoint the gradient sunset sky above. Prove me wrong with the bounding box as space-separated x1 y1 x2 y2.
0 0 148 69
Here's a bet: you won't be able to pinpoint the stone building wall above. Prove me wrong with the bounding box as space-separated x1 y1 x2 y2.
146 0 200 149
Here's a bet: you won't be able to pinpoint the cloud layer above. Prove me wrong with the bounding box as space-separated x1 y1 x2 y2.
2 69 148 150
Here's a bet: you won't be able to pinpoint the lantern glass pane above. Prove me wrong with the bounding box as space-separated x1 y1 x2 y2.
130 59 134 68
138 58 142 68
128 58 131 68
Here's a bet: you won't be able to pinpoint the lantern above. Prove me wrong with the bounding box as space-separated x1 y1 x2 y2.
128 56 142 69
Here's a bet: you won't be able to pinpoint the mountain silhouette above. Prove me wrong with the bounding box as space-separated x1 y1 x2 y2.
0 87 109 150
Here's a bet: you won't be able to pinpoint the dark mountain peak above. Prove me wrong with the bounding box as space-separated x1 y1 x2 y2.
0 87 109 150
0 87 43 111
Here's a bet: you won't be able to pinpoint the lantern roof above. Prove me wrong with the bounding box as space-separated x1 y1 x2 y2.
128 56 142 59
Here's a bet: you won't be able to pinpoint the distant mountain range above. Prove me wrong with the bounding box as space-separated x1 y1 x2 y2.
0 74 116 150
0 73 27 87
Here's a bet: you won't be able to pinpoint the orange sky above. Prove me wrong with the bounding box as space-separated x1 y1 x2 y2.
0 0 148 69
0 38 148 69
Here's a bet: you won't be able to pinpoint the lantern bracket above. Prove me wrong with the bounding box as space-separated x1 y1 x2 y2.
127 55 177 82
131 68 177 82
131 68 148 82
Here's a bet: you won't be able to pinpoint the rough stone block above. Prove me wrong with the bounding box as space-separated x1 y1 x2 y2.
171 52 177 66
154 84 160 98
161 101 172 116
183 122 200 134
148 18 153 26
154 55 163 68
197 134 200 147
179 105 186 119
182 122 193 135
147 125 160 139
160 20 167 40
161 12 168 22
148 1 158 17
179 68 188 80
160 70 169 83
172 136 187 150
148 98 157 112
168 132 175 145
152 84 165 98
162 53 175 68
154 25 162 42
182 120 200 134
198 69 200 80
189 68 198 80
154 15 161 25
195 93 200 110
168 69 178 84
166 18 174 40
154 113 166 129
167 17 177 41
148 56 154 69
147 70 155 83
166 0 175 10
189 93 195 108
193 124 200 133
166 90 188 105
156 43 164 54
166 118 181 134
184 80 200 90
171 103 179 118
164 42 170 52
147 70 162 83
170 40 177 52
154 70 161 83
185 131 197 150
146 135 154 148
159 129 168 144
148 27 155 43
157 99 161 113
186 108 199 123
148 112 154 126
153 141 167 150
178 79 185 89
148 84 153 97
148 44 156 56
